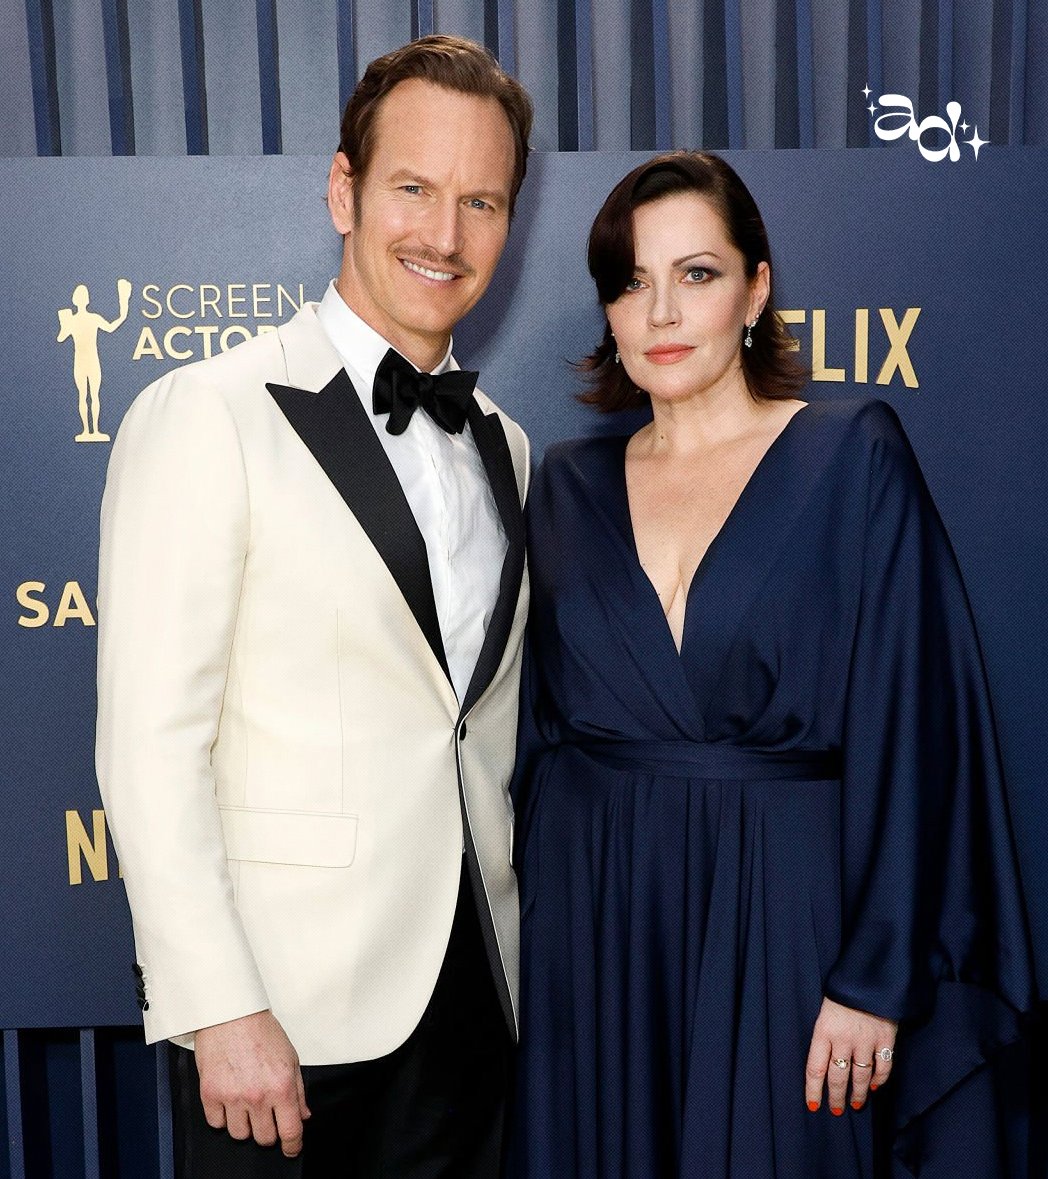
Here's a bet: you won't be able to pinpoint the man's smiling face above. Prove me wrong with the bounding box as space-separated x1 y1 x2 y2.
329 77 516 371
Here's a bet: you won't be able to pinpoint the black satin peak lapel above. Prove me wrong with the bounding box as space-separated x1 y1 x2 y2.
266 370 451 684
461 401 526 715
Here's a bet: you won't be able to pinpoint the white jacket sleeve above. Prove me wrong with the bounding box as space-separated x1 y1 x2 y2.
95 368 269 1044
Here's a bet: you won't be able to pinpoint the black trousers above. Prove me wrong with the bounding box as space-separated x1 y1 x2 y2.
170 865 513 1178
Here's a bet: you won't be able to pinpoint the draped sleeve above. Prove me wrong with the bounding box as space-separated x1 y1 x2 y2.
822 401 1035 1172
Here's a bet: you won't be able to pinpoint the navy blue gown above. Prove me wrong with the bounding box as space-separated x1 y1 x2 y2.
510 399 1034 1178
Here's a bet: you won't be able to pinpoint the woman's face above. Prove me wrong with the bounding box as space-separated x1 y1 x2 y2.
605 192 768 406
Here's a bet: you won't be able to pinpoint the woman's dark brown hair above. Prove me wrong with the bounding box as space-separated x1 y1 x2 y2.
581 151 808 410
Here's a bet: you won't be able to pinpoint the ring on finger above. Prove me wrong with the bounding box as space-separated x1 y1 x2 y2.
832 1057 849 1069
876 1047 894 1063
853 1060 872 1068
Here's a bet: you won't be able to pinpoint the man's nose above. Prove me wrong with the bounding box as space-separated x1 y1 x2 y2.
420 198 464 259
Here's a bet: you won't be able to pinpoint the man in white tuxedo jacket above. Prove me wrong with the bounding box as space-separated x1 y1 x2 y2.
96 36 533 1177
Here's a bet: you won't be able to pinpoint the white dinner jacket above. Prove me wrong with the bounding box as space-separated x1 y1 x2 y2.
96 304 530 1065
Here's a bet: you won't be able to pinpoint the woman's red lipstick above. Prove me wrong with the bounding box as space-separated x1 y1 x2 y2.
644 344 695 364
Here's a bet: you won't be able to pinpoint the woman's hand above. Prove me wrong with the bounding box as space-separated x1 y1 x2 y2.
805 996 897 1114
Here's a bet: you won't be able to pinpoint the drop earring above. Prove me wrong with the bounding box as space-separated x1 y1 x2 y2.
744 315 758 348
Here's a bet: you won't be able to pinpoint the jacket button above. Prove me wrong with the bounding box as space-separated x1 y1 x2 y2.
459 722 467 740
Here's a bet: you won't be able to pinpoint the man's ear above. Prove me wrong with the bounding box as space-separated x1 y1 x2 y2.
328 151 355 236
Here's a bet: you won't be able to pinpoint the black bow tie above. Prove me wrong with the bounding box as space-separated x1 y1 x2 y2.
372 348 478 436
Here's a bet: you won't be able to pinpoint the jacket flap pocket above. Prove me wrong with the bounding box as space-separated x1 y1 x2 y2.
218 806 358 867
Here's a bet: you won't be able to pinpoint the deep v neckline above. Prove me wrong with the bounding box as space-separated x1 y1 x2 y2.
616 403 811 656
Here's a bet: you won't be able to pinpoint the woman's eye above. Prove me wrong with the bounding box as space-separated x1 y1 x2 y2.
685 267 711 282
624 278 643 292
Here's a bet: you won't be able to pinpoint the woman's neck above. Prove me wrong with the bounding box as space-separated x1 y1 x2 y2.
639 381 766 458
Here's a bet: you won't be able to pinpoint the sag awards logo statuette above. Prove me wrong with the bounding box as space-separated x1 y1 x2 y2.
864 86 988 162
57 278 132 442
54 279 309 446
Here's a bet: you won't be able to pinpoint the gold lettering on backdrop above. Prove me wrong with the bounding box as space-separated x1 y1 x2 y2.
126 283 307 363
854 308 870 384
131 322 279 362
227 284 248 317
135 281 306 320
56 278 132 442
16 581 49 627
276 285 304 317
811 309 846 382
54 581 96 627
66 809 113 884
16 581 96 627
200 284 222 317
164 326 194 360
132 325 164 360
196 324 220 358
141 284 163 319
252 283 272 317
876 308 921 387
166 283 196 319
777 308 921 388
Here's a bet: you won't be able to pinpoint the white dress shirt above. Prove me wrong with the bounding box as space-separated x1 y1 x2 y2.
316 281 507 704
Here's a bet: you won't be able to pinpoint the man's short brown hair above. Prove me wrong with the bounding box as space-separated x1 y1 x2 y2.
338 35 533 216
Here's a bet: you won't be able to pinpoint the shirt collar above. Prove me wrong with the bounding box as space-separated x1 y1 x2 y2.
315 280 454 407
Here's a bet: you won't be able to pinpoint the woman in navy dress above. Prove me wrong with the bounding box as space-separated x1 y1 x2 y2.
509 152 1033 1178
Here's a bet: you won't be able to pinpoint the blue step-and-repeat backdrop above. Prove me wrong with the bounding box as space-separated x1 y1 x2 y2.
1 145 1046 1027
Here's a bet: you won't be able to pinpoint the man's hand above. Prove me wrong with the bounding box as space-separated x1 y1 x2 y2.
805 996 897 1115
194 1010 310 1157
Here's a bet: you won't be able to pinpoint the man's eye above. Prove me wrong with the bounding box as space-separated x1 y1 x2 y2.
468 198 492 211
402 184 423 194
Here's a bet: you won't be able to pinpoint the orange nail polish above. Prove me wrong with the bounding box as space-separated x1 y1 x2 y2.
851 1100 863 1110
870 1083 878 1091
831 1107 844 1117
807 1101 819 1112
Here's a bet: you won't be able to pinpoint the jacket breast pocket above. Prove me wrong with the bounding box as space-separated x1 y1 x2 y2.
218 806 358 867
